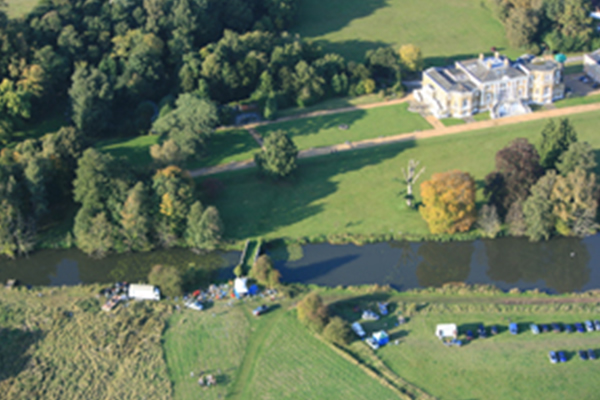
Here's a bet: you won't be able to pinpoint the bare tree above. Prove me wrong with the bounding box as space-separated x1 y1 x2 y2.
400 159 425 207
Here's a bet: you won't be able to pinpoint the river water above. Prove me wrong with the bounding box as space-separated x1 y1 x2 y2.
1 235 599 294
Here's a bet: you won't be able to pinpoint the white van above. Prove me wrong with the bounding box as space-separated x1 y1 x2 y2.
128 284 161 301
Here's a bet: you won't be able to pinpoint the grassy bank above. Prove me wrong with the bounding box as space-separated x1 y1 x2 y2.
202 109 600 241
293 0 517 63
255 102 431 151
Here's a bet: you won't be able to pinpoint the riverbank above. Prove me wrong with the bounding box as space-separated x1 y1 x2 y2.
2 283 600 399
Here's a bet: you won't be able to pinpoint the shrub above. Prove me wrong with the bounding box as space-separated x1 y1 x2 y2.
297 292 329 333
323 317 352 346
148 265 183 297
476 204 502 238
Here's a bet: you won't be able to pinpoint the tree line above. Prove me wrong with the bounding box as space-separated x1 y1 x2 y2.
418 118 599 241
492 0 599 53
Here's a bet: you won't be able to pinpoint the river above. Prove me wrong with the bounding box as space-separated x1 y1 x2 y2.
1 235 599 294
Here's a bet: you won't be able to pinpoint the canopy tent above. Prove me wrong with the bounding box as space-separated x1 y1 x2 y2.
373 331 389 346
234 277 248 298
435 324 458 339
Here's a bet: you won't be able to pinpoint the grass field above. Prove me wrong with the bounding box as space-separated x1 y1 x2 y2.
293 0 517 63
440 118 465 127
0 285 173 399
203 109 600 241
6 0 38 18
555 94 600 108
98 129 260 168
255 102 431 151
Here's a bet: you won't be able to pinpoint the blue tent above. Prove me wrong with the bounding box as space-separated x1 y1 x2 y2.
373 331 389 346
248 284 259 296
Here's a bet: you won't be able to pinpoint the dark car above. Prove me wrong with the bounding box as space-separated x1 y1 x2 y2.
575 323 586 333
565 324 574 333
594 320 600 331
588 349 597 360
552 323 561 333
491 325 499 335
558 351 567 363
252 305 268 316
541 324 550 333
579 350 589 360
466 330 474 340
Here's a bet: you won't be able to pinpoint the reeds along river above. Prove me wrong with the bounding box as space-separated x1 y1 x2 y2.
1 235 599 294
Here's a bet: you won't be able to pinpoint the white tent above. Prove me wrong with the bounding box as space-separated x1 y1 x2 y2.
435 324 458 339
234 277 248 296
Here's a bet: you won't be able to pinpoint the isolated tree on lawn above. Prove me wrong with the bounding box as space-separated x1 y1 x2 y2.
400 159 425 208
485 138 543 217
419 170 477 234
538 118 578 170
185 201 223 252
255 130 298 179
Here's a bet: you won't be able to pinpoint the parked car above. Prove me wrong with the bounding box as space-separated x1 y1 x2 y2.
185 300 204 311
491 325 499 335
365 337 380 350
594 320 600 331
565 324 574 333
253 305 268 316
466 330 474 340
530 324 540 335
552 323 561 333
541 324 550 333
351 322 366 338
362 310 379 321
585 320 595 332
478 324 487 338
549 351 558 364
588 349 597 360
579 350 589 360
558 351 567 363
377 302 388 316
509 323 518 335
575 323 585 333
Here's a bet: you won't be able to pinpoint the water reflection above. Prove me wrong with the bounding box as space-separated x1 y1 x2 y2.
415 241 473 287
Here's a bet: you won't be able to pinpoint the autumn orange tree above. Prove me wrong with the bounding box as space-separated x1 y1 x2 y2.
419 170 477 234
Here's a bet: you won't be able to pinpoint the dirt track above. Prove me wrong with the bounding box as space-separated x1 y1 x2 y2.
190 102 600 178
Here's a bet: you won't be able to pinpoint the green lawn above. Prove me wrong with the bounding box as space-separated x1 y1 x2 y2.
293 0 518 63
203 109 600 241
473 111 491 121
440 118 465 127
555 94 600 109
8 114 68 147
256 103 431 151
6 0 38 18
98 129 260 168
276 93 387 118
563 62 584 76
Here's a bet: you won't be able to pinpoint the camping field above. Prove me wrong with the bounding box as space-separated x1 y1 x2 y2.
292 0 517 63
203 109 600 242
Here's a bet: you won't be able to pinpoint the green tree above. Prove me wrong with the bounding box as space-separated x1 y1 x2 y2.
398 44 423 72
476 205 502 238
505 7 540 47
73 149 113 209
73 207 115 258
263 91 278 120
538 118 578 170
250 254 274 286
506 201 527 236
24 156 49 217
296 292 329 333
148 264 183 297
323 317 353 346
120 182 152 252
523 170 558 241
152 166 194 243
556 141 596 176
255 130 298 179
551 168 598 237
366 47 401 82
69 65 113 138
185 201 223 252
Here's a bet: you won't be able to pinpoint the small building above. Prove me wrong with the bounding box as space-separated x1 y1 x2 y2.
373 331 389 347
234 277 249 298
128 284 160 301
435 324 458 340
584 50 600 83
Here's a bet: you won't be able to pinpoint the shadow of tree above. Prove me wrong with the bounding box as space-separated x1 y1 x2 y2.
0 328 43 382
206 139 416 240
